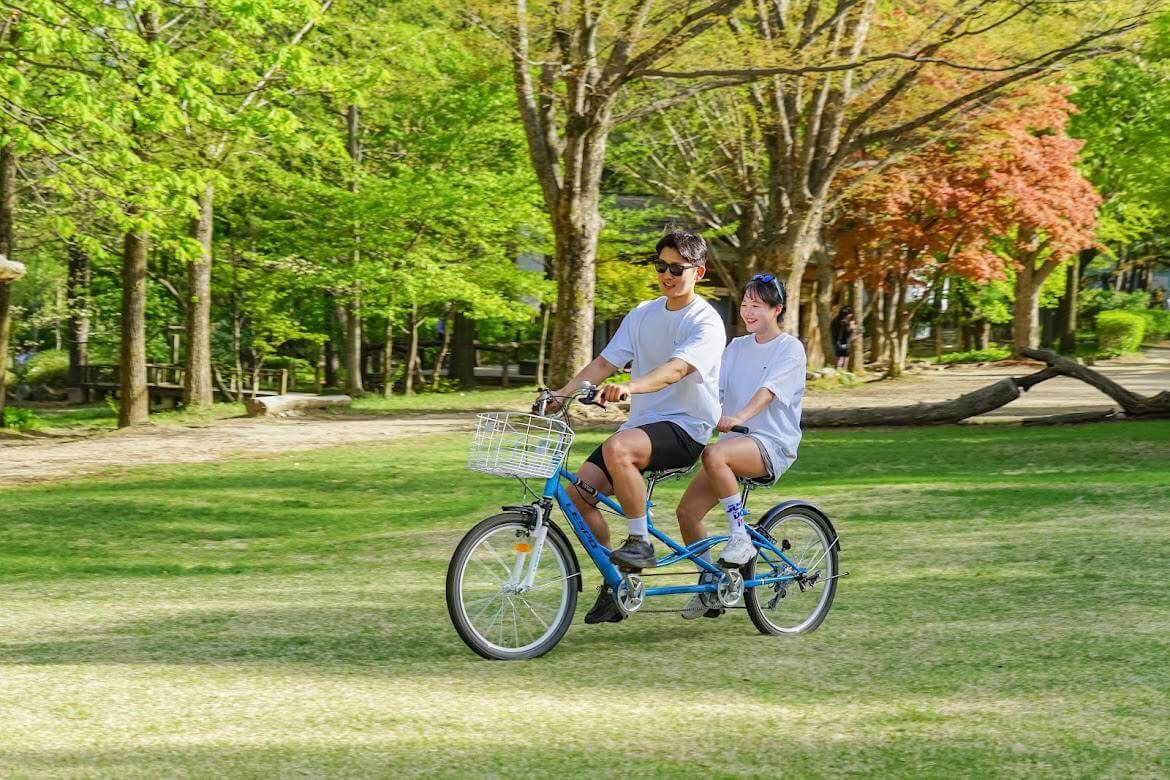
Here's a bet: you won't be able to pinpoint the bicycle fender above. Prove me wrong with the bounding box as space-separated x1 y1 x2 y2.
756 500 842 551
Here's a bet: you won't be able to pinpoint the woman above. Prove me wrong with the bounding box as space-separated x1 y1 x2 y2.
675 274 807 619
830 306 855 370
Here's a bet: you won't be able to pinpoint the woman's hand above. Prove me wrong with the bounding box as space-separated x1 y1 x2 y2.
716 415 743 433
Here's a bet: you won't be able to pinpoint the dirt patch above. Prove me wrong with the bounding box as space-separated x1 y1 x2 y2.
3 348 1165 489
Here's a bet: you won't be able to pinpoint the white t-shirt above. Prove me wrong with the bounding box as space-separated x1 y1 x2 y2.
718 332 806 474
600 296 725 444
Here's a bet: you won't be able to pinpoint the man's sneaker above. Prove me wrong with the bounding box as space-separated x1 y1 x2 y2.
681 571 724 620
584 584 624 624
718 533 758 567
609 535 657 570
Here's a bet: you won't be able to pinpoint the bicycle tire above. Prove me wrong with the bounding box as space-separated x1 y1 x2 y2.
446 512 579 660
743 506 839 635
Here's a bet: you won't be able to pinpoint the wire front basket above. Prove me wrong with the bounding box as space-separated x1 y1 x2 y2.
467 412 574 480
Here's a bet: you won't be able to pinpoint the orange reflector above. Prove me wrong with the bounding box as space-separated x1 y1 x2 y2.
514 543 533 553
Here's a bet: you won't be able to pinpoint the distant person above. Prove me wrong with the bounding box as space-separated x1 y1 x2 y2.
830 306 856 370
1152 287 1168 310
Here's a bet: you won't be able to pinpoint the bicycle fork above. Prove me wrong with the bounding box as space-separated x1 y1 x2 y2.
502 502 552 592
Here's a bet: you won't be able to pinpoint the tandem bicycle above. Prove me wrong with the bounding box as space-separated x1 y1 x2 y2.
445 383 843 660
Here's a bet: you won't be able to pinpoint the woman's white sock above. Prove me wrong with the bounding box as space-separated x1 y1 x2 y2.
719 494 748 537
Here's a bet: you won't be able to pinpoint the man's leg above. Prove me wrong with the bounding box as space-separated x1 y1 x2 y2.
600 428 653 529
567 461 613 549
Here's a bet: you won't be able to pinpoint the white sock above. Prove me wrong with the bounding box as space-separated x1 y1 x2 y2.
719 494 748 537
697 549 712 565
628 515 649 542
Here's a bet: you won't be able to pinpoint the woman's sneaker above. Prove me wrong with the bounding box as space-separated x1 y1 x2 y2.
680 571 723 620
718 533 757 567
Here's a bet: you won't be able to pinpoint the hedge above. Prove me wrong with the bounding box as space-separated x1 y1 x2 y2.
1140 309 1170 342
1096 310 1147 353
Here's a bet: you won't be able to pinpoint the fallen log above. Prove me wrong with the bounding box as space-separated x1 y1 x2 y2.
802 348 1169 427
244 394 352 417
1019 347 1170 418
801 377 1024 427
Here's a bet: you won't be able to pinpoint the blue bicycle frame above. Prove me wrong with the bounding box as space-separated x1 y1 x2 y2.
540 463 810 601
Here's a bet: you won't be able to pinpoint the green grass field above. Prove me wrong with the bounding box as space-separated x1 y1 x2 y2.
2 421 1169 777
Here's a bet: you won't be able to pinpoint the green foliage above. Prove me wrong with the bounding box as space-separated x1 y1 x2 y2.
1139 309 1170 341
1078 289 1151 326
935 346 1013 364
1096 310 1147 353
0 407 42 431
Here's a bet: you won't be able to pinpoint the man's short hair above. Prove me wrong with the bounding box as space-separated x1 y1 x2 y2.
656 228 708 267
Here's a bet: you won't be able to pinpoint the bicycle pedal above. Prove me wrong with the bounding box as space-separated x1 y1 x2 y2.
618 564 642 574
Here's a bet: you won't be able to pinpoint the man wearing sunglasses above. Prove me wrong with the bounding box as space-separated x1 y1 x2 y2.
553 229 725 624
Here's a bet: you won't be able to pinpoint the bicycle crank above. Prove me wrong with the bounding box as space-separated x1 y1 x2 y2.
616 573 645 615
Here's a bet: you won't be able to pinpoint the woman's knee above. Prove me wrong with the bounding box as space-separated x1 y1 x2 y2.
701 445 727 470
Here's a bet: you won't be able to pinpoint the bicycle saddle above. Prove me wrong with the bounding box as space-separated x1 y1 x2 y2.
645 465 696 482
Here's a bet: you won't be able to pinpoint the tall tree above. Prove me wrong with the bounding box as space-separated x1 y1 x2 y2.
614 1 1144 334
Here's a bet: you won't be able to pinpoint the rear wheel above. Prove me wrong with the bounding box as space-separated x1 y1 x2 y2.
744 506 839 635
446 512 578 660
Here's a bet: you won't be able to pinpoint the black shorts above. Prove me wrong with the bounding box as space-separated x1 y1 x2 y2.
584 421 706 487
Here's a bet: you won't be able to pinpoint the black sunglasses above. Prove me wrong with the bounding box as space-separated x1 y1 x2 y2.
652 259 701 277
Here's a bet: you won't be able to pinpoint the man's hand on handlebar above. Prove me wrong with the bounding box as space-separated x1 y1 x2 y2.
595 383 631 406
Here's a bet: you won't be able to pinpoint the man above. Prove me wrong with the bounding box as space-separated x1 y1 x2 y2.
553 229 725 624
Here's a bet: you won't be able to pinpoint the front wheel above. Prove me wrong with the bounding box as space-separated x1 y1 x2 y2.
744 506 839 635
446 512 579 660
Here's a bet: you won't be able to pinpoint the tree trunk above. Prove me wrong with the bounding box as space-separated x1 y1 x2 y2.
382 311 395 398
1012 259 1043 351
931 282 945 358
404 303 420 396
815 253 836 367
979 320 992 350
451 310 476 388
344 104 364 396
848 278 865 373
66 241 91 385
802 284 824 370
535 302 550 387
1059 249 1090 353
119 227 150 427
548 208 600 387
431 304 453 390
184 181 215 408
0 143 13 427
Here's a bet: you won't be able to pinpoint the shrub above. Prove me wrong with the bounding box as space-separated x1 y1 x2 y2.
1096 310 1146 353
4 349 70 389
1078 289 1150 327
2 407 42 431
1140 309 1170 342
936 346 1013 364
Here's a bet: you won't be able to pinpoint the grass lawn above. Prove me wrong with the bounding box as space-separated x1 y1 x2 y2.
1 421 1168 776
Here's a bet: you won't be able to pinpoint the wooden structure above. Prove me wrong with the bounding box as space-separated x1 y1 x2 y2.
79 363 289 406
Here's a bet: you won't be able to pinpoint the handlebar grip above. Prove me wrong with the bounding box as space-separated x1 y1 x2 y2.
730 425 750 434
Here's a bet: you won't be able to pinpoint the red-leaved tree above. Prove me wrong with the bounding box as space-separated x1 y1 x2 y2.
834 86 1099 373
